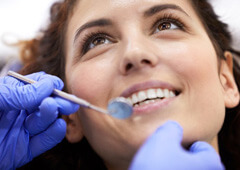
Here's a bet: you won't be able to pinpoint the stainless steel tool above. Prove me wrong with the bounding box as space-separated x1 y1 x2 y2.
7 71 133 119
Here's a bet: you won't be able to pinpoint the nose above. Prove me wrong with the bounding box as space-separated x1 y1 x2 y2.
119 38 159 75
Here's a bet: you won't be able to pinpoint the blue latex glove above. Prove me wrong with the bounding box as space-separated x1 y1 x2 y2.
130 121 225 170
0 72 79 170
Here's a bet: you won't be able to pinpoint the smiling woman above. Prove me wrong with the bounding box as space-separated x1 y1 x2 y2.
16 0 240 170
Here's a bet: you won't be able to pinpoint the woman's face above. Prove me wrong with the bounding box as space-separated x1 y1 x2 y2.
65 0 238 169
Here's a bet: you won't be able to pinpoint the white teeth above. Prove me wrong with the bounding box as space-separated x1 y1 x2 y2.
163 89 169 98
156 89 164 98
127 88 177 106
143 100 150 105
138 91 147 101
170 91 176 97
147 89 157 99
127 98 133 105
132 94 138 104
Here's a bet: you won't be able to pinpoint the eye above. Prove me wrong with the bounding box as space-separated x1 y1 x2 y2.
89 36 111 49
154 21 179 33
81 33 112 54
152 13 185 35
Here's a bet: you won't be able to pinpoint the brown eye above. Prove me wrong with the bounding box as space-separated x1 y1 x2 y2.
158 22 171 31
154 21 179 33
92 37 106 46
81 32 113 55
89 36 111 49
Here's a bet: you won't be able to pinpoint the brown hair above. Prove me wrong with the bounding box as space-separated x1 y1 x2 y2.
20 0 77 83
18 0 240 169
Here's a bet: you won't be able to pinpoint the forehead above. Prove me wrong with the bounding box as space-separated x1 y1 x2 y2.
71 0 194 23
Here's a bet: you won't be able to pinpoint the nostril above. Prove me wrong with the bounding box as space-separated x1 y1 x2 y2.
126 63 133 71
141 59 151 65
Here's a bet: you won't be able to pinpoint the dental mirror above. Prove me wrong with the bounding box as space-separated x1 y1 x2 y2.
108 97 133 119
7 71 133 119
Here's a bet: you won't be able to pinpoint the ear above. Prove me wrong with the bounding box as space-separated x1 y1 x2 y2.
62 111 84 143
220 51 240 108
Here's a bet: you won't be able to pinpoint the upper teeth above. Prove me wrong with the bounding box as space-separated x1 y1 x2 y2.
127 88 176 106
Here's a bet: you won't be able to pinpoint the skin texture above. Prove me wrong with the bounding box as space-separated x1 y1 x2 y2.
63 0 239 169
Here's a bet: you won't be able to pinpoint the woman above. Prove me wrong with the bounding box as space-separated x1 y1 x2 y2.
18 0 240 169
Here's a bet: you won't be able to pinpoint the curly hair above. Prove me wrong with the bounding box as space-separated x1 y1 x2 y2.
18 0 240 169
20 0 77 83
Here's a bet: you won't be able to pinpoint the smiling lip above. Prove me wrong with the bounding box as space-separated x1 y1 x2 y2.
132 97 176 115
120 80 180 115
120 80 179 98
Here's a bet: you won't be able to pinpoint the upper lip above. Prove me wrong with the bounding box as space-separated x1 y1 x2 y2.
120 80 181 98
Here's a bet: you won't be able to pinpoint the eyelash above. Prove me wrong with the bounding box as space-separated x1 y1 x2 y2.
81 31 112 55
152 13 186 33
80 13 186 55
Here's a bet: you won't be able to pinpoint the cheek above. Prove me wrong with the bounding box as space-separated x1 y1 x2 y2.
178 45 225 140
167 40 221 92
160 41 225 141
171 42 217 75
66 58 115 106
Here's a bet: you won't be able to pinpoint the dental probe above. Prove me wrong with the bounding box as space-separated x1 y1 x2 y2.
7 71 133 119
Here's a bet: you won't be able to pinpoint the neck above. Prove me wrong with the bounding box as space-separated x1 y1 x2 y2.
105 154 132 170
210 136 219 153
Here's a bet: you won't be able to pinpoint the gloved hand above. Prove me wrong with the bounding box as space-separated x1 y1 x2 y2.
129 121 225 170
0 72 79 170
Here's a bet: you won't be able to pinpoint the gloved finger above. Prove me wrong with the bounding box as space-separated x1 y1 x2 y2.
26 72 64 90
0 75 26 85
24 97 58 136
189 141 217 154
137 121 183 154
1 72 62 89
0 110 20 142
29 118 66 158
23 71 45 81
148 121 183 146
189 141 224 169
129 121 183 170
0 72 63 111
54 96 79 115
0 72 45 85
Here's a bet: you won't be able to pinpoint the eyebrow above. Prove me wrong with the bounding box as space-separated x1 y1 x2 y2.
74 18 112 43
73 4 188 43
144 4 189 17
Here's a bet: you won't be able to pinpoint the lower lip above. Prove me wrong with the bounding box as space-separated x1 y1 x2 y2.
132 96 177 115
